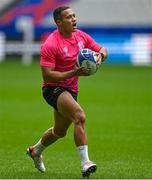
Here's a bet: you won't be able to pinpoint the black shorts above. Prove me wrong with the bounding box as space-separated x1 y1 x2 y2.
42 86 78 111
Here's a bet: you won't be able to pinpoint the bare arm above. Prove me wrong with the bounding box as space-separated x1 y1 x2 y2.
95 47 108 65
41 65 90 83
99 47 108 62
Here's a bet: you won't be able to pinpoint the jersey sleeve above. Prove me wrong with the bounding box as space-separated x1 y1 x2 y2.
82 31 101 52
40 43 57 67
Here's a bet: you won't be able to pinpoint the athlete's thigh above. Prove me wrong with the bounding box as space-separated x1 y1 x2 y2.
54 109 72 133
57 91 83 122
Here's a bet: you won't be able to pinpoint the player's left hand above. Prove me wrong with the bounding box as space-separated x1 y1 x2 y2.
94 52 102 65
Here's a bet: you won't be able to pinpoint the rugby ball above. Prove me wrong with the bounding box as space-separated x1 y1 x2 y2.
77 48 98 75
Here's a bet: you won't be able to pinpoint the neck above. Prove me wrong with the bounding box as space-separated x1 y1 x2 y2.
58 28 72 38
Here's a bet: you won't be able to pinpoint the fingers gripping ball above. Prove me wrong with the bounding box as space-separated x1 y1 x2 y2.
77 48 99 75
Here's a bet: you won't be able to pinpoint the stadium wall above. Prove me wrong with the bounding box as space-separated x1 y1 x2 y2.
0 0 152 65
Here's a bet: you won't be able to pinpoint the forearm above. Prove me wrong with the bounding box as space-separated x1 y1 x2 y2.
99 47 108 61
42 68 76 82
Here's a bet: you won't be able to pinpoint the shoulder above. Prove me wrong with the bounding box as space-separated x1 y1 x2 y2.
74 29 89 36
43 30 58 47
41 30 58 52
74 29 92 40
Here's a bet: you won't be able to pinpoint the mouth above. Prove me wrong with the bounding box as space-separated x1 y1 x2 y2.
72 23 77 29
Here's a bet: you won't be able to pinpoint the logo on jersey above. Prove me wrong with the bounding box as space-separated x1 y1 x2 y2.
78 41 84 50
63 46 70 57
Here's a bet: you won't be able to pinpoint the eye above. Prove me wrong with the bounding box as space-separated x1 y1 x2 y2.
66 13 76 19
66 15 72 19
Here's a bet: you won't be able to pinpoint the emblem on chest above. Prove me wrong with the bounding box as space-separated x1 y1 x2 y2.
63 46 70 57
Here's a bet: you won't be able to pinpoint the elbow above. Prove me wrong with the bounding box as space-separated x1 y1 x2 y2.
42 72 62 83
42 74 51 82
41 67 59 82
43 74 58 83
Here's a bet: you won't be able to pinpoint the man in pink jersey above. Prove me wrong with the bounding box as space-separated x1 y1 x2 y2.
27 6 108 178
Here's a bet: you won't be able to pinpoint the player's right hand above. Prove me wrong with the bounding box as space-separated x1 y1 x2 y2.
74 65 90 76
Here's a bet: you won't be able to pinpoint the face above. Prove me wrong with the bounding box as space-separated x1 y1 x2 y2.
57 8 77 35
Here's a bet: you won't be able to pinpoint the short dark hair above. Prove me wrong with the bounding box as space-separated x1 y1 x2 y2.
53 6 70 24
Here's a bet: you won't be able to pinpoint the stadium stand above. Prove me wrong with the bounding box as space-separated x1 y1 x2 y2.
0 0 151 65
72 0 152 26
0 0 14 11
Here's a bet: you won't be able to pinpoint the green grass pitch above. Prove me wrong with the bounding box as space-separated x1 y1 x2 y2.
0 59 152 179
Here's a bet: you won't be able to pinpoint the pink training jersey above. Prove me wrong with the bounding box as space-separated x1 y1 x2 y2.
40 29 101 93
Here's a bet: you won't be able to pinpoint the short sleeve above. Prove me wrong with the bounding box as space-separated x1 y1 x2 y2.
82 31 101 52
40 43 57 67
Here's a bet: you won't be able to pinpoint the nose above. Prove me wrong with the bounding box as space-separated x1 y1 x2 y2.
72 17 77 23
72 16 76 21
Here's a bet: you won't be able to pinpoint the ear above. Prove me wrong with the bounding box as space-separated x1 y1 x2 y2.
56 19 62 26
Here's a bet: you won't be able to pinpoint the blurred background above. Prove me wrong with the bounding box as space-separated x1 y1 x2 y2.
0 0 152 65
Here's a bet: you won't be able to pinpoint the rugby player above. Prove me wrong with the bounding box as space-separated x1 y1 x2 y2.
27 6 108 178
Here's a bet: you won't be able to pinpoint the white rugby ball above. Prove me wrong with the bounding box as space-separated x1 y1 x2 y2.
77 48 98 75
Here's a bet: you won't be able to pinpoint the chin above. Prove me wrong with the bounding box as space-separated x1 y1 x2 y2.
72 28 77 32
